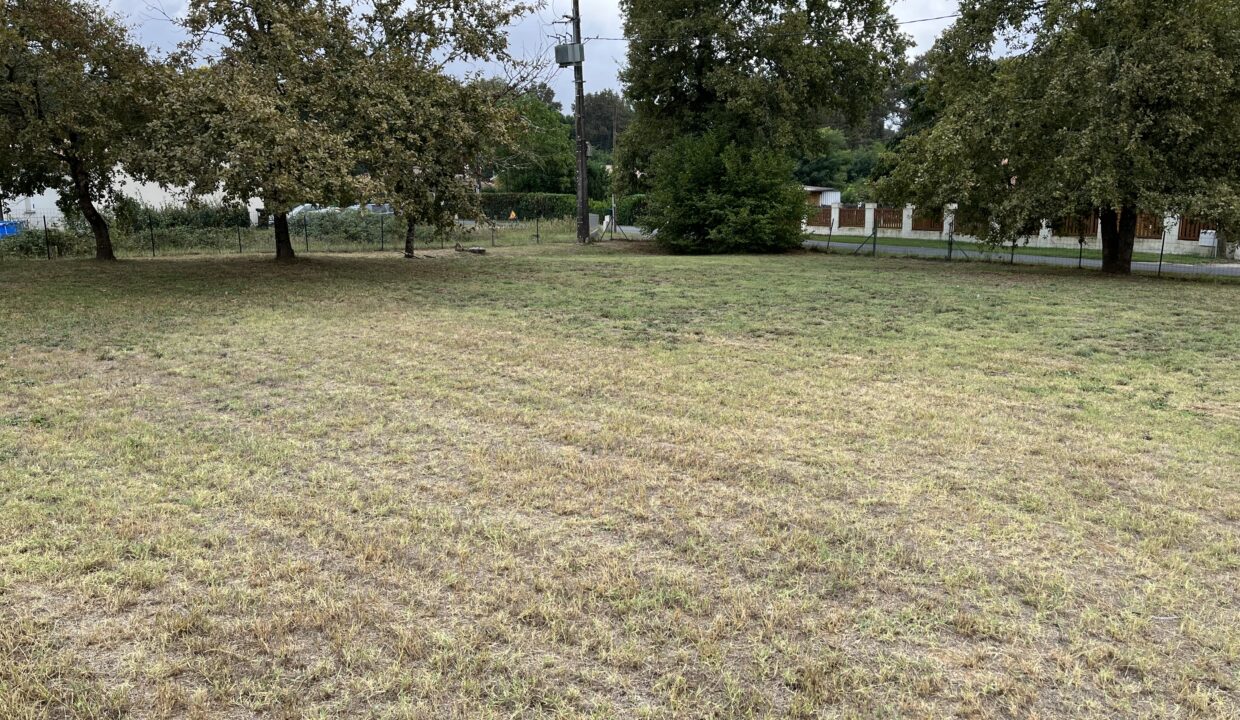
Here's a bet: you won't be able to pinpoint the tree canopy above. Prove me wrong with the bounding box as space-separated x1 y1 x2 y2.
579 89 632 153
878 0 1240 274
149 0 531 261
0 0 159 260
495 92 575 195
619 0 906 253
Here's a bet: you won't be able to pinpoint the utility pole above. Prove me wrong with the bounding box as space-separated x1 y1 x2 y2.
555 2 589 243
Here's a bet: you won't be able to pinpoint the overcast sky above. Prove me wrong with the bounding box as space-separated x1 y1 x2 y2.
109 0 959 107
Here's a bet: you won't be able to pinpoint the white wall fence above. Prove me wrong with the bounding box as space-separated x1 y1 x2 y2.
805 203 1225 257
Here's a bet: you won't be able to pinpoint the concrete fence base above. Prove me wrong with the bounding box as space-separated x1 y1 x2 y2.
805 202 1219 257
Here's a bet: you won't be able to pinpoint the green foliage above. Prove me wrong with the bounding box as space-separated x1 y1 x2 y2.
478 192 647 225
614 194 649 226
645 133 806 254
349 4 526 236
124 202 250 231
0 0 159 258
878 0 1240 273
580 90 633 152
4 227 89 257
620 0 905 253
496 94 575 194
794 128 885 202
479 193 577 220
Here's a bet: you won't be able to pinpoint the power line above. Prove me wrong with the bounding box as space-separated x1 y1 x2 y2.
580 12 963 43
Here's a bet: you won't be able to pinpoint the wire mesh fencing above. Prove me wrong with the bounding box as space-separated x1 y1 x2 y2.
802 227 1240 280
0 213 598 261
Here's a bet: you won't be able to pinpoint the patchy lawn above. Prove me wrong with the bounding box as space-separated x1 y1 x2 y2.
1 244 1237 719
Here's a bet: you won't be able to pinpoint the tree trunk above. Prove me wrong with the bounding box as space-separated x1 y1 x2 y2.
68 159 114 261
273 212 296 261
1100 206 1137 275
404 219 416 258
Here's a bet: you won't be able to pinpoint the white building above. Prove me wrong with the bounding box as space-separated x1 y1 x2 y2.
3 177 264 228
804 186 842 207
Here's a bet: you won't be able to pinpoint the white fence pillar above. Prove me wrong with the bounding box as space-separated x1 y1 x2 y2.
902 205 915 237
1164 213 1181 246
944 203 958 236
830 203 841 233
863 203 877 236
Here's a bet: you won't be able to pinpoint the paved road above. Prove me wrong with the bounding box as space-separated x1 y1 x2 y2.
804 239 1240 278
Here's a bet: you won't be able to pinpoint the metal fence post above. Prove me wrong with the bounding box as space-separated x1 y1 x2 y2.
43 216 51 260
1010 239 1016 264
147 211 156 258
1157 233 1167 277
947 221 955 262
303 216 309 253
238 226 243 254
379 215 385 251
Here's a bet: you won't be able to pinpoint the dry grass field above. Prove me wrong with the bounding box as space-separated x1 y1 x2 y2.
1 244 1237 719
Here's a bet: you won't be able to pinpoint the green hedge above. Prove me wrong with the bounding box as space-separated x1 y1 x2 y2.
480 193 576 221
114 197 251 232
481 192 648 226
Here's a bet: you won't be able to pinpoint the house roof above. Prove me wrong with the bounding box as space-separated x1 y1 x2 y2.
803 186 839 193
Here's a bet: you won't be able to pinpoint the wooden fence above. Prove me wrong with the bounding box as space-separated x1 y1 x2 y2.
1053 213 1100 239
1179 217 1215 242
912 211 943 232
875 207 903 230
839 206 865 228
1136 213 1165 240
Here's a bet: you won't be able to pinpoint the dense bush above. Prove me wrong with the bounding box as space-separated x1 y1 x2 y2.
644 133 806 254
5 227 90 257
113 197 251 232
481 192 648 226
480 193 577 221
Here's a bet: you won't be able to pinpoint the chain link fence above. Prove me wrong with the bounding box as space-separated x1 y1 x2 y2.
0 212 604 261
804 226 1240 280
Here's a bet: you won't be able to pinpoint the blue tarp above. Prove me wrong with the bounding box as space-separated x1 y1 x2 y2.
0 221 21 237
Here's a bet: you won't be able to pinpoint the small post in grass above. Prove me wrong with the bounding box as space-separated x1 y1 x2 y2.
1078 233 1085 269
238 226 243 254
303 216 309 253
43 216 51 259
147 211 156 257
491 223 496 247
379 214 385 251
947 221 955 262
1157 232 1167 277
1010 239 1016 264
871 226 878 257
535 215 541 244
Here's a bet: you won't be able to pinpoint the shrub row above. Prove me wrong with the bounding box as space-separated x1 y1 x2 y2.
480 192 648 226
113 197 251 232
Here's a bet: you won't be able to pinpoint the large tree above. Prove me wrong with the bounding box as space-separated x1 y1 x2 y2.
150 0 367 261
495 92 575 194
0 0 158 260
619 0 905 253
878 0 1240 274
579 89 633 153
351 0 530 256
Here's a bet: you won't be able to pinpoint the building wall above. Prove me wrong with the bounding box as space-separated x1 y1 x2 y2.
4 177 264 228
